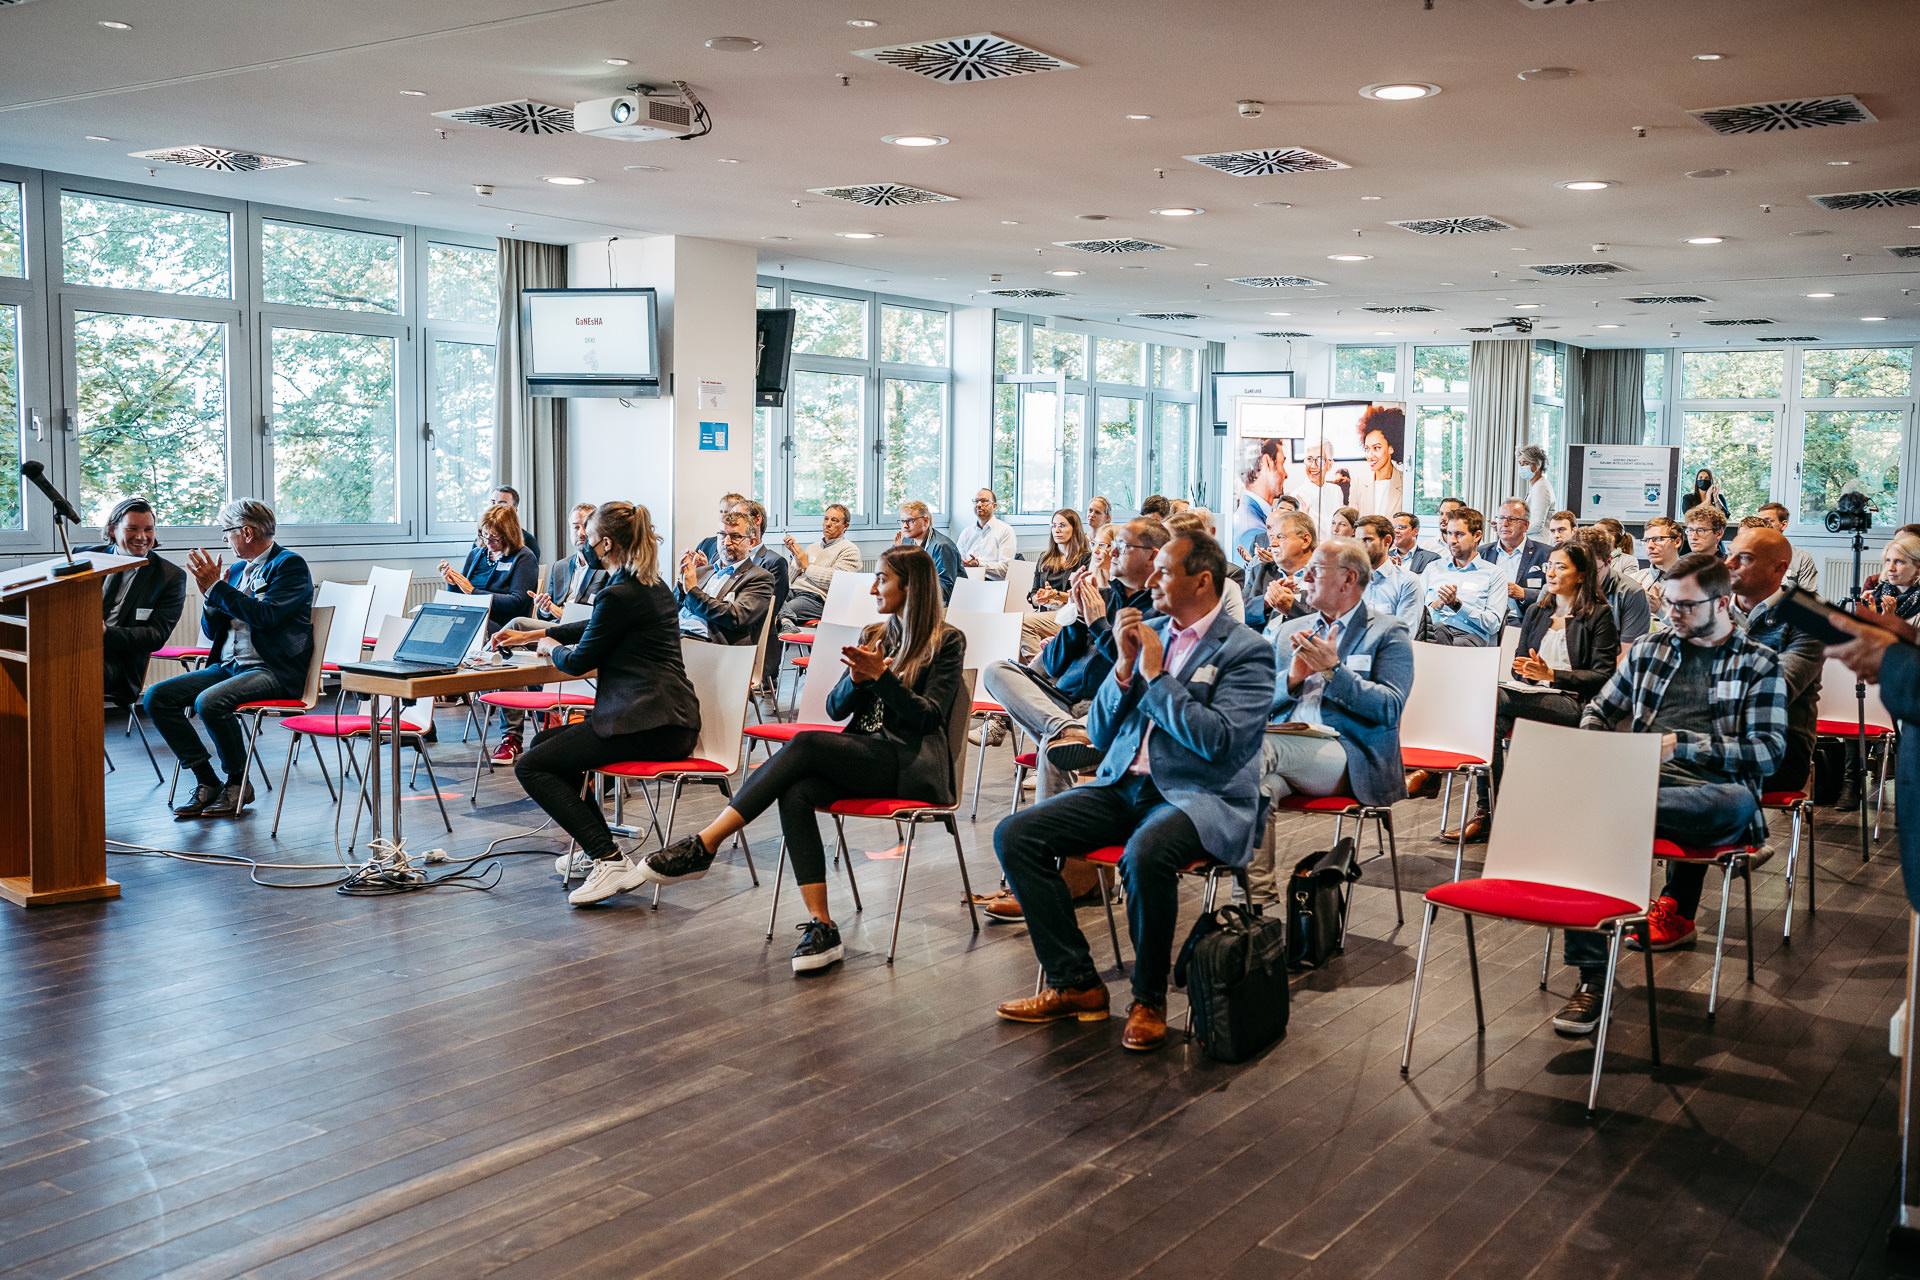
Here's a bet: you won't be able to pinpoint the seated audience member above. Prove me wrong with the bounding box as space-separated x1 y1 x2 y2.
1355 514 1424 629
89 496 187 709
1168 511 1244 623
493 502 701 906
1547 510 1579 547
1576 525 1650 649
1390 511 1439 575
1022 507 1093 652
1252 536 1413 905
729 497 791 632
1595 518 1639 580
694 491 746 564
1170 498 1191 516
1637 516 1686 599
958 488 1017 581
676 510 774 646
1421 507 1511 646
1424 497 1465 554
1738 515 1769 531
897 500 962 601
992 531 1275 1050
640 546 965 973
1248 509 1316 633
441 504 540 631
1554 552 1786 1035
1140 493 1173 519
1086 495 1112 536
1684 504 1728 557
1482 499 1549 623
490 500 607 764
1331 506 1360 540
489 485 541 561
145 499 312 819
1275 493 1302 514
1439 540 1620 843
1757 502 1819 592
778 503 862 628
1869 531 1920 622
1727 526 1823 797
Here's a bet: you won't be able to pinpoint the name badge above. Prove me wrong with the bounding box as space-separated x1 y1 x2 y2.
134 608 152 621
1349 654 1372 674
1190 665 1218 685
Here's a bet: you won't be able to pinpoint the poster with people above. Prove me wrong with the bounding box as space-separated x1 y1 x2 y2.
1230 397 1407 560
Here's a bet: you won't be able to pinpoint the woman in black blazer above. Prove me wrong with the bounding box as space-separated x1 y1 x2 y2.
638 544 965 973
441 504 540 630
494 501 702 906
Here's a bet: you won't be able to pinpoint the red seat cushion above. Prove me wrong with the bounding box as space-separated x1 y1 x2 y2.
363 635 380 647
1426 878 1643 930
1275 794 1365 814
237 699 308 710
974 699 1005 715
1402 748 1487 769
1075 845 1125 866
742 722 841 742
600 758 729 778
1817 719 1891 738
479 691 595 709
823 797 940 817
1013 751 1037 768
322 662 341 672
153 645 209 660
277 713 422 737
783 632 816 645
1653 837 1754 863
1761 790 1809 807
792 656 810 668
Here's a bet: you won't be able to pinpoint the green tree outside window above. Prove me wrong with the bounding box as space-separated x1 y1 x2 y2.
1801 348 1911 399
270 328 398 525
262 222 400 314
74 311 228 526
62 193 230 298
1799 410 1903 527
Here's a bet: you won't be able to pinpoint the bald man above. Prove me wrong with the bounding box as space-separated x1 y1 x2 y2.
1727 526 1824 793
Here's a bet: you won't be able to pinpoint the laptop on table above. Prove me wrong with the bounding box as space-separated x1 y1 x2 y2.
335 602 487 678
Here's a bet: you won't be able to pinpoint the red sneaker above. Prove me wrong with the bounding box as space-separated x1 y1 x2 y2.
1629 895 1696 951
490 731 523 765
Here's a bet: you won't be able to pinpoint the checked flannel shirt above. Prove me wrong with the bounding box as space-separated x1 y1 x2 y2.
1578 627 1788 845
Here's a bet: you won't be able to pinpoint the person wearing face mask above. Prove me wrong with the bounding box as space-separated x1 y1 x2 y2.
958 488 1017 581
1680 467 1728 520
487 501 608 764
86 496 187 710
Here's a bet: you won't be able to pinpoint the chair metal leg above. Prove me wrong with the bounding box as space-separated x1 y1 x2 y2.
886 825 920 964
1587 926 1627 1119
1707 861 1733 1019
649 777 690 911
168 759 181 807
969 729 988 820
128 704 164 783
1540 929 1553 989
1782 804 1803 943
1874 734 1891 840
831 815 863 911
310 731 338 803
946 815 979 934
416 742 452 833
270 733 300 835
765 838 790 939
1742 858 1755 984
1400 902 1439 1075
1463 915 1485 1030
104 747 115 774
1097 865 1126 973
246 710 274 793
469 704 493 802
1375 809 1404 924
716 778 758 886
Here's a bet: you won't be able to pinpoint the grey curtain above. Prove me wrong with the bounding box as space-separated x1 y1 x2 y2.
1577 347 1646 446
1463 339 1532 516
495 239 569 561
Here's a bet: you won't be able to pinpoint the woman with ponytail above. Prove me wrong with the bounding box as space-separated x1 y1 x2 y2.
638 544 967 973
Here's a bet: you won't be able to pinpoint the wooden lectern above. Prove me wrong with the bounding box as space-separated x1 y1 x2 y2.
0 553 142 907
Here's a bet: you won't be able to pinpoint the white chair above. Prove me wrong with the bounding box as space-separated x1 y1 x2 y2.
949 576 1009 614
743 621 863 760
1001 558 1038 611
820 571 880 627
1815 654 1897 842
1400 640 1500 878
315 581 376 707
1400 719 1664 1120
1498 623 1522 677
944 608 1025 818
364 566 413 646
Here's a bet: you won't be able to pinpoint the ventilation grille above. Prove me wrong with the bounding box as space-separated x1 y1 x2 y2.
808 183 956 207
853 33 1075 82
1183 148 1348 177
1387 216 1516 236
1361 305 1438 314
1702 318 1775 326
1516 0 1615 7
1130 312 1203 321
1624 295 1712 305
128 146 305 172
433 100 574 134
1758 336 1823 342
1889 245 1920 259
1809 188 1920 211
985 288 1069 298
1226 275 1326 288
1257 331 1312 338
1689 95 1876 135
1052 237 1171 254
1528 262 1626 276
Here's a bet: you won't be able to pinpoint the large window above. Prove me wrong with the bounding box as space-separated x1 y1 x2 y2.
261 221 400 314
1337 342 1470 515
755 280 950 530
0 182 22 280
1642 351 1667 445
61 193 230 298
269 328 398 525
0 304 21 531
73 310 229 526
1530 341 1568 505
1335 346 1397 397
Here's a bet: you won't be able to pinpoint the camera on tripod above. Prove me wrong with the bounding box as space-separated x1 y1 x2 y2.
1826 489 1873 534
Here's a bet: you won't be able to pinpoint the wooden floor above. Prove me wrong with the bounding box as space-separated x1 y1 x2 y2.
2 706 1915 1280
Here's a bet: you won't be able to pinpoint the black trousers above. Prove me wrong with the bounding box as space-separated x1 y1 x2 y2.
727 731 903 885
515 721 698 859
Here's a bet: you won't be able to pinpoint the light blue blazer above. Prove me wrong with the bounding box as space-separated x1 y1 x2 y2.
1085 608 1277 867
1268 603 1415 809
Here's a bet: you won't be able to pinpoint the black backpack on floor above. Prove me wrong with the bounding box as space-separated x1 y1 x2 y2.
1174 903 1290 1064
1289 837 1359 971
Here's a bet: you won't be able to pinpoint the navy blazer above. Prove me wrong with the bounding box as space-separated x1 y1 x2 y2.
200 543 314 696
1515 601 1620 698
1481 538 1550 620
1876 644 1920 910
914 529 964 602
548 571 701 739
458 545 540 628
1084 607 1277 866
1396 546 1439 576
1268 603 1414 809
826 625 967 805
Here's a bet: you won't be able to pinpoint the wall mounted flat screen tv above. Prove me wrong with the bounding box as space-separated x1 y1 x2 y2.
521 287 661 398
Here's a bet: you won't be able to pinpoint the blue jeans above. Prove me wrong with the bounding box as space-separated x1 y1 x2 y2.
994 774 1207 1007
1564 781 1758 978
143 662 289 783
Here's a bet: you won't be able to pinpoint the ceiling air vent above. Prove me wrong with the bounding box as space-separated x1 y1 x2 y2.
1689 95 1875 135
1702 318 1775 326
1257 331 1312 338
1053 238 1171 254
808 183 956 207
1387 216 1516 235
1361 305 1439 314
1461 327 1495 333
1528 262 1626 276
1226 276 1327 288
1758 336 1822 342
433 99 573 134
853 33 1075 82
985 288 1069 298
1516 0 1616 7
1888 246 1920 259
1808 188 1920 211
127 146 305 172
1131 312 1204 321
1184 148 1348 177
1623 295 1712 305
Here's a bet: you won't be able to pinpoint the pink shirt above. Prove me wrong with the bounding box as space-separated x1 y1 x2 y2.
1126 599 1226 775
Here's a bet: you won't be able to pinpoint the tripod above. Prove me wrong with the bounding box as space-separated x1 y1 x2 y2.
1844 528 1873 863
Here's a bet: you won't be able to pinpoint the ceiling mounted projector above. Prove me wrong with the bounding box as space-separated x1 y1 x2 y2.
575 95 697 141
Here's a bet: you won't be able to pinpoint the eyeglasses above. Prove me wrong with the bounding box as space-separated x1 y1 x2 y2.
221 525 247 535
1496 515 1528 526
718 530 751 542
1644 533 1678 545
1662 595 1720 616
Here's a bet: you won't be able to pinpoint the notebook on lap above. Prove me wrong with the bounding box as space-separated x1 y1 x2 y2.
335 602 486 678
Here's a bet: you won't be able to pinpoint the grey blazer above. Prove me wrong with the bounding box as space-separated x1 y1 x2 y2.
1267 603 1415 809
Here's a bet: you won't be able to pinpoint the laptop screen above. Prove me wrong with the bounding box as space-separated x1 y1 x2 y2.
395 603 485 665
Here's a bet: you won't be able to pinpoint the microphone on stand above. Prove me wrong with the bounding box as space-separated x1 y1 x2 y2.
19 461 89 575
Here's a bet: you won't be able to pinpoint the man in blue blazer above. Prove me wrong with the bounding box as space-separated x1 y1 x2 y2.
1255 537 1415 904
994 530 1277 1051
145 499 313 819
1480 498 1551 624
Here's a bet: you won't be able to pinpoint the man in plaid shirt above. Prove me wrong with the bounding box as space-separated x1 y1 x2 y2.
1551 552 1788 1036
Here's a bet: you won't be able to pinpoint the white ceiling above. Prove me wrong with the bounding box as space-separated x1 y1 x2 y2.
2 0 1917 348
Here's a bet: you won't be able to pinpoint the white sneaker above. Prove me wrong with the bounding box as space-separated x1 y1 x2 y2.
553 850 595 879
567 854 647 905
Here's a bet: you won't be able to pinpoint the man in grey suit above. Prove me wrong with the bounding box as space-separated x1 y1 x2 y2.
992 530 1276 1052
675 510 774 646
1253 537 1416 905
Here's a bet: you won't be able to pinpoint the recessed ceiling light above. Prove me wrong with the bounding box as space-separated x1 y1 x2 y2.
1692 53 1725 60
1253 201 1293 210
84 135 110 142
1360 195 1383 201
1828 160 1853 166
1862 316 1888 322
1193 262 1211 267
1328 254 1373 261
334 196 370 204
1360 83 1442 100
1047 269 1083 277
847 18 880 27
762 235 791 241
1265 311 1294 317
717 157 742 163
1686 169 1732 179
705 36 762 52
1685 236 1725 244
1125 113 1152 120
1516 67 1574 81
543 175 594 185
603 58 631 66
1513 303 1543 309
1806 292 1836 298
883 134 948 147
623 165 663 172
411 190 432 196
1001 220 1020 225
1509 247 1530 251
97 20 131 30
1440 281 1456 286
1151 207 1203 216
399 89 428 97
837 231 882 239
1597 323 1622 328
1556 180 1615 191
1374 331 1396 335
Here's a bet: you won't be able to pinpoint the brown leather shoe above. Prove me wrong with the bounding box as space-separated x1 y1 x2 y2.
1047 725 1104 775
997 984 1110 1023
1405 769 1441 799
1122 1001 1169 1051
982 892 1025 924
1439 814 1489 844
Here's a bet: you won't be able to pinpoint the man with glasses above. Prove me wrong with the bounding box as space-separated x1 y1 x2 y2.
1389 511 1438 576
1480 499 1550 624
896 500 962 601
1685 505 1728 558
1756 502 1818 592
1421 507 1510 646
1636 516 1687 617
676 510 773 646
144 499 313 819
779 503 862 629
1552 551 1787 1036
1248 509 1316 632
958 488 1017 581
